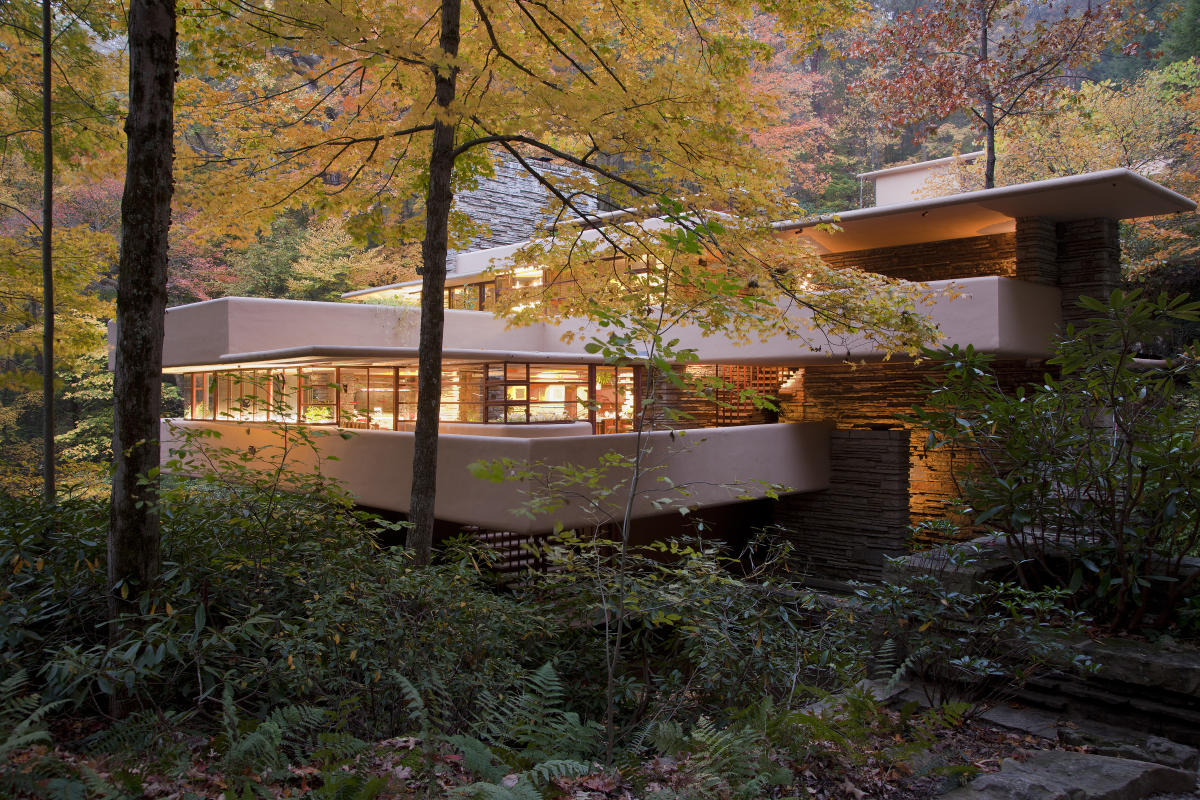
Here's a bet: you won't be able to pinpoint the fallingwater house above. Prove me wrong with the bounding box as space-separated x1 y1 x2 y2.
150 162 1195 581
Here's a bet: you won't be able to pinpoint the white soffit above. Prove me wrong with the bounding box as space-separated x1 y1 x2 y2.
787 169 1196 254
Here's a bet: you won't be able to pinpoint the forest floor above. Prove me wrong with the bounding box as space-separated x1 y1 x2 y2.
10 709 1112 799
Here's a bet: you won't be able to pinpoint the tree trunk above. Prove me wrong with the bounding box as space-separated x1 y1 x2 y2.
407 0 461 565
980 11 996 189
108 0 176 626
41 0 54 504
984 102 995 189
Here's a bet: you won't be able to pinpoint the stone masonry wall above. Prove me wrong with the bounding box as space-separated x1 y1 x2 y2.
772 429 910 583
1056 218 1122 326
779 362 966 526
1015 216 1122 327
1014 216 1059 285
820 233 1016 282
645 365 785 430
774 360 1051 581
767 218 1118 583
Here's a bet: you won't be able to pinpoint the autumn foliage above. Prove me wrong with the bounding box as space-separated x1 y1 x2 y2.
852 0 1153 186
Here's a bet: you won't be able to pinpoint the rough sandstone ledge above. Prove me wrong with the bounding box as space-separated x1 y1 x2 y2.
943 750 1197 800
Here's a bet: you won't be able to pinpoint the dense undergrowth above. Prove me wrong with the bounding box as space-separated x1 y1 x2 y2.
0 480 1084 799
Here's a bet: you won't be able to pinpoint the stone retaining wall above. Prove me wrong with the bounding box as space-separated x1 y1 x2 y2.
821 233 1017 282
771 428 910 582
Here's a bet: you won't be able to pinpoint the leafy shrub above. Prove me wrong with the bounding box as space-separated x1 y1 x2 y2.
856 545 1091 711
517 534 865 740
912 290 1200 630
0 495 110 686
2 421 554 737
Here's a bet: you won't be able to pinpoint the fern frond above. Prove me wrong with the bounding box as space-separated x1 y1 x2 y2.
0 669 62 761
449 734 506 783
650 720 687 756
312 731 370 765
450 779 541 800
473 663 599 766
885 645 929 696
523 759 591 785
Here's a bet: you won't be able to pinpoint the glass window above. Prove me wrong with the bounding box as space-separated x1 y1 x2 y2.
397 367 418 422
339 367 371 428
269 370 300 423
442 364 484 423
595 366 637 433
484 362 528 424
368 367 396 430
529 364 590 422
301 369 337 425
480 282 497 311
184 362 628 429
180 374 193 419
249 370 272 422
215 372 236 420
183 373 213 420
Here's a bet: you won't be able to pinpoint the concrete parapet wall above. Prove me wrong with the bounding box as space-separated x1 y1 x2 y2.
162 420 831 534
158 277 1064 371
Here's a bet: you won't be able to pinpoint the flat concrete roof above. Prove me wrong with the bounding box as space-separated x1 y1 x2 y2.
856 151 984 179
786 168 1195 254
343 168 1196 293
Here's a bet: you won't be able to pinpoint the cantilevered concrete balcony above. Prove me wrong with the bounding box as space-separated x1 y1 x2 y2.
154 275 1063 371
162 419 831 533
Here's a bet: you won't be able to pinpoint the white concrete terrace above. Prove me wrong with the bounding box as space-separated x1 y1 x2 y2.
159 275 1064 372
162 419 832 532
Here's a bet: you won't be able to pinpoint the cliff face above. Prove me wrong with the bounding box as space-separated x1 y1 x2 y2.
449 154 598 271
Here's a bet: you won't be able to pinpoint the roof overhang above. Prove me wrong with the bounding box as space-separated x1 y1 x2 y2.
856 151 985 180
782 168 1196 254
167 345 606 372
343 169 1196 294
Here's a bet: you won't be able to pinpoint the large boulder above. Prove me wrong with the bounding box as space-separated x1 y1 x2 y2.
943 751 1197 800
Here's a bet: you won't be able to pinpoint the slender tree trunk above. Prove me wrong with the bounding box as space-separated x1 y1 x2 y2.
108 0 176 630
41 0 54 504
407 0 461 565
980 13 996 189
984 99 996 189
